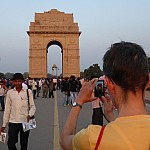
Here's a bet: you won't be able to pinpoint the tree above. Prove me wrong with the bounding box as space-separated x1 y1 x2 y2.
23 72 29 79
0 72 5 79
80 72 84 78
83 64 103 78
5 72 14 79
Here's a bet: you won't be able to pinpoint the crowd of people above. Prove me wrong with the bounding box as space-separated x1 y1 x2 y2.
0 74 88 111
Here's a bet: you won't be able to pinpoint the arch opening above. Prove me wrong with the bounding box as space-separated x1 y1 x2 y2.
47 42 62 77
47 40 63 50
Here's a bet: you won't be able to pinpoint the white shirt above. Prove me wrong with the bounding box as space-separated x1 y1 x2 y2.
22 83 28 90
39 80 42 87
0 86 5 96
2 88 36 127
31 80 37 90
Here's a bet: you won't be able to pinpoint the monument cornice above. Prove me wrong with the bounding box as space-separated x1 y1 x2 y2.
27 31 81 36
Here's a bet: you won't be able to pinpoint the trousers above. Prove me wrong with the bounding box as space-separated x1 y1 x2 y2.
7 123 30 150
0 96 5 110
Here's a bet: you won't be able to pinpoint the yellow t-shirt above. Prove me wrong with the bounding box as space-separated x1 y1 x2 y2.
72 115 150 150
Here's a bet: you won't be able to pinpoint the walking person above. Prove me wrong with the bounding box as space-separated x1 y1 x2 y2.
42 79 49 98
36 78 42 97
90 75 104 126
0 73 36 150
60 41 150 150
31 78 37 99
76 77 82 94
0 81 7 111
48 78 54 98
61 77 70 106
69 75 78 105
53 77 57 91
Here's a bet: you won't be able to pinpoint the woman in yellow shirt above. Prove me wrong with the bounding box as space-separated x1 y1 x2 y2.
60 41 150 150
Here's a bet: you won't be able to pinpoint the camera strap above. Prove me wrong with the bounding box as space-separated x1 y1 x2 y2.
102 111 110 123
26 89 30 113
94 125 106 150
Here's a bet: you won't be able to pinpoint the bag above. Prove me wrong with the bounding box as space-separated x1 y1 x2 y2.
22 118 36 132
0 132 7 143
22 89 36 132
27 89 35 120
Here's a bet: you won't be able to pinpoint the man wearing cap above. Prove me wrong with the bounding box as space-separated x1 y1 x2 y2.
0 73 36 150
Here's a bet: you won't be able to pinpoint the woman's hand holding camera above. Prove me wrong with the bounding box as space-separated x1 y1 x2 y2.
75 78 98 105
100 93 115 121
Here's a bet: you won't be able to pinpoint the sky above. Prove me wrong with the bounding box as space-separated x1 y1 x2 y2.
0 0 150 75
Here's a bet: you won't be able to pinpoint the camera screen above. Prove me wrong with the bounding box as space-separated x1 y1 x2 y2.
94 80 104 97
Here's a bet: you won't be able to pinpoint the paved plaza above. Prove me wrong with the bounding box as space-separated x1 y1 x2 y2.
0 90 150 150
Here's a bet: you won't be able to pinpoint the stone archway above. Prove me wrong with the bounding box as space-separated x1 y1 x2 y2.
27 9 81 78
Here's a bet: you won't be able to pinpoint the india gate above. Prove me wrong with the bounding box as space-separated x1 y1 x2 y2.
27 9 81 78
